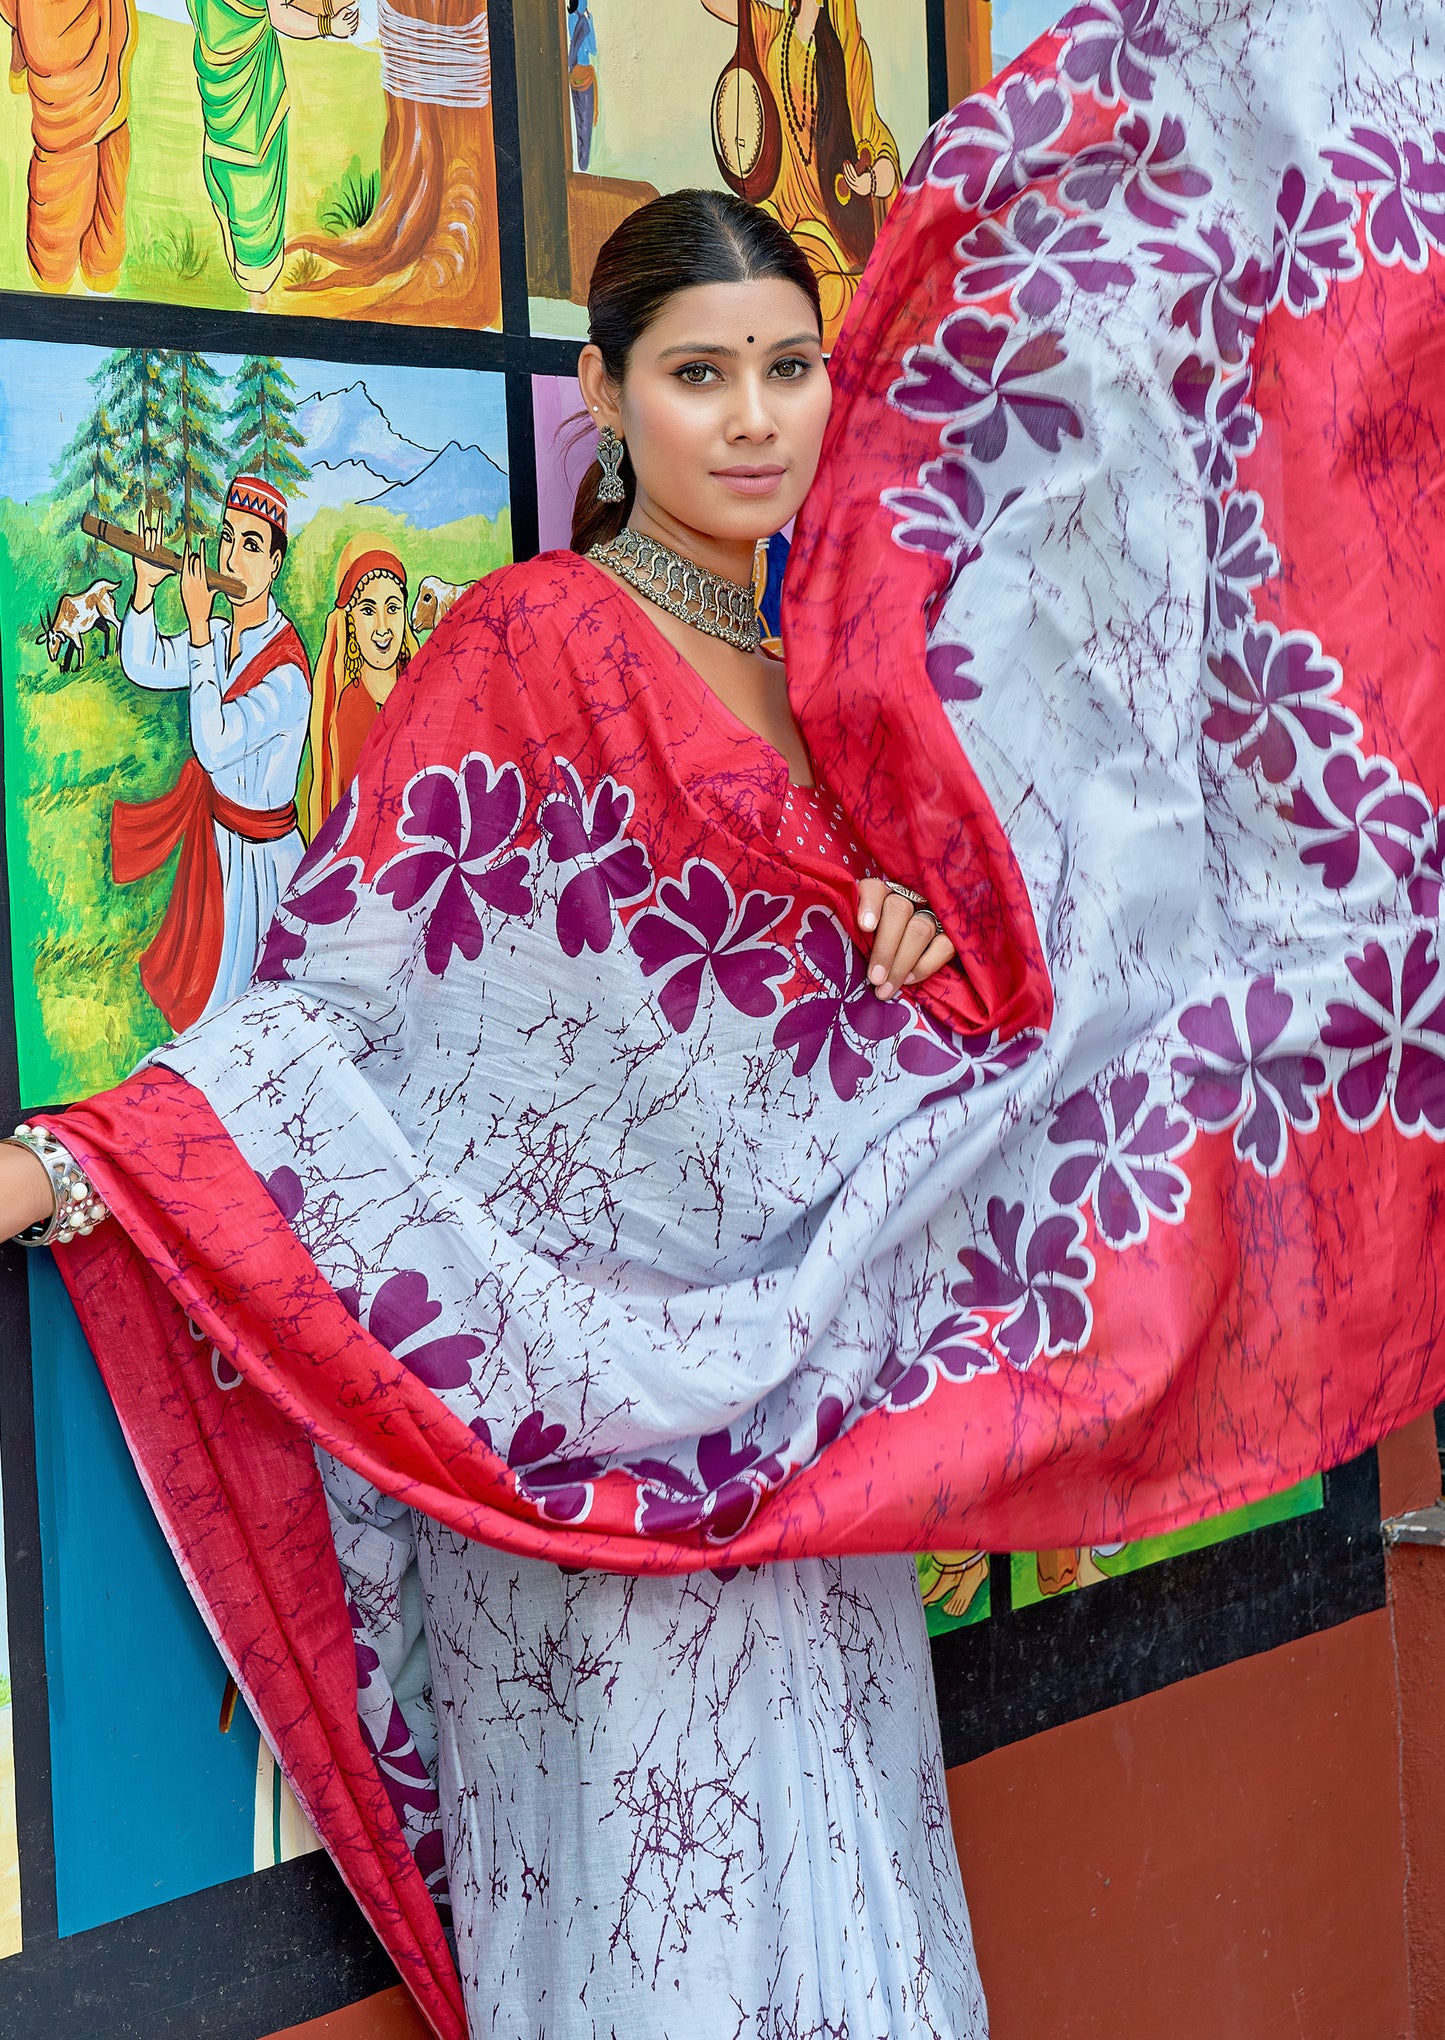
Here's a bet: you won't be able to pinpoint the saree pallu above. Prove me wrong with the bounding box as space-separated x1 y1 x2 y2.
43 0 1445 2027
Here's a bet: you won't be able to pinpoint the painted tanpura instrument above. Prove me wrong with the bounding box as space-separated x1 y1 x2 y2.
711 0 782 202
81 513 246 600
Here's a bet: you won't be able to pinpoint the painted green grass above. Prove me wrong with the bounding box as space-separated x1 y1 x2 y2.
2 494 511 1105
1009 1472 1326 1610
0 13 383 313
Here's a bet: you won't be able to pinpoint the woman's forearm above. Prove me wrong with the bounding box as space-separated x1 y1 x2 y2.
0 1141 57 1238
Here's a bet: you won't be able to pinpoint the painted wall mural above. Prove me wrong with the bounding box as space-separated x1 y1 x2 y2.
0 342 511 1104
0 1466 19 1963
0 0 500 326
517 0 932 346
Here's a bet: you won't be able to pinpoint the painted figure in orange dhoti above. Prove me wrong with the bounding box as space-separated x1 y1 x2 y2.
703 0 900 346
0 0 137 291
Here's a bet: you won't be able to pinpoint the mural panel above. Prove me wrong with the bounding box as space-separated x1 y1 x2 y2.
0 342 511 1103
0 0 500 327
0 1464 18 1962
518 0 932 346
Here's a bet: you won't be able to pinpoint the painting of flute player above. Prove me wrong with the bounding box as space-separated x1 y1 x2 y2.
113 476 312 1035
0 340 513 1106
0 0 499 326
191 0 361 301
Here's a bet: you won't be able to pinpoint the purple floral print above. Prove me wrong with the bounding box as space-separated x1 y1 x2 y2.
1204 491 1278 635
1170 355 1261 491
884 455 985 561
1324 126 1445 272
1286 754 1431 890
1143 222 1271 364
538 760 653 956
628 862 791 1032
1323 934 1445 1135
376 755 531 976
1047 1070 1192 1245
1173 981 1326 1176
926 638 983 705
955 195 1134 318
773 911 911 1101
1268 167 1361 313
339 1268 487 1391
1203 626 1357 783
1059 109 1211 226
892 310 1084 462
952 1199 1092 1369
896 1013 1039 1109
919 74 1069 209
1059 0 1174 103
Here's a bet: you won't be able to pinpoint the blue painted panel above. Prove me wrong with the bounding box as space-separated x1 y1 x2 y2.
29 1257 258 1936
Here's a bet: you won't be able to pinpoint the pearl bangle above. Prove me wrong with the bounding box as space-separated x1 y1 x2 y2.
4 1125 109 1247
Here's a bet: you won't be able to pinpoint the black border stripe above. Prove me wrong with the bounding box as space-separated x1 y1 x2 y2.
931 1453 1386 1768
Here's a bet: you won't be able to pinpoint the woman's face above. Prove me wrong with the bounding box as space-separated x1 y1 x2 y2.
581 277 832 552
350 576 407 671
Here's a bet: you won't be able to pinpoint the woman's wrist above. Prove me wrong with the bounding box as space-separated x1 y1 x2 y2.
0 1128 108 1245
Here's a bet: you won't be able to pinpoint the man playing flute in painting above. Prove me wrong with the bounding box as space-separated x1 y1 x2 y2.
113 476 312 1032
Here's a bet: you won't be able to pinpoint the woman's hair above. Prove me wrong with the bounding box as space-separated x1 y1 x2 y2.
570 189 823 555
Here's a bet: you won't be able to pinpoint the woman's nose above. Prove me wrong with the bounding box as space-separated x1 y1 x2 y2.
727 376 778 440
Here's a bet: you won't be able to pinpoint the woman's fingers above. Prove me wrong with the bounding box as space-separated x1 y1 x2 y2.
858 882 953 996
903 931 957 986
867 892 927 997
855 877 888 933
878 915 943 996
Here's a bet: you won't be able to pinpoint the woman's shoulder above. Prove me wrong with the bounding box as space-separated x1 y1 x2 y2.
439 550 602 652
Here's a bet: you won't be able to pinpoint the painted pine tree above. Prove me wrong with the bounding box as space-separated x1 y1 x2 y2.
226 356 310 497
51 396 129 580
167 352 230 546
93 349 174 526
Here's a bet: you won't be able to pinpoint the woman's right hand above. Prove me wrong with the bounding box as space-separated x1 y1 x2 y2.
0 1142 56 1241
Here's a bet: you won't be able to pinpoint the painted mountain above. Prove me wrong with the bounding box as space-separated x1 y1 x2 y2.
371 443 509 526
296 383 432 483
292 384 508 530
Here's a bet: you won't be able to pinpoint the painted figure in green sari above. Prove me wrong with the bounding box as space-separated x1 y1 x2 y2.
187 0 358 297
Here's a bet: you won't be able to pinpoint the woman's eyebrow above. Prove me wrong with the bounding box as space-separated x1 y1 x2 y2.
655 333 820 361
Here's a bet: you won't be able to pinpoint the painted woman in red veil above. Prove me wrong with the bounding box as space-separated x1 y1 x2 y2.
302 534 418 839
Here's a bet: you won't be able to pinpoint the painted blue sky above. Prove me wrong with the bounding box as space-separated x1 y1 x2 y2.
991 0 1065 67
0 345 508 511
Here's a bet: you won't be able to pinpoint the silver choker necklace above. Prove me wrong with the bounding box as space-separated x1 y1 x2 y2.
589 528 760 653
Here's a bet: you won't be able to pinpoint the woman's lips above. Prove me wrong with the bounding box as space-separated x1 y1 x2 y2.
712 467 786 497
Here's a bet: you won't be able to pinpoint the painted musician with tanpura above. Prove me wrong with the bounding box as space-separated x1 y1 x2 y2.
705 0 901 346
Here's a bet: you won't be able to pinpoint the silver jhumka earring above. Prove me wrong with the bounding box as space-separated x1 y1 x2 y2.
596 425 627 503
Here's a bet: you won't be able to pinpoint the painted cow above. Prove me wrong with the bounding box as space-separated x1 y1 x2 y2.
38 579 121 671
410 575 473 636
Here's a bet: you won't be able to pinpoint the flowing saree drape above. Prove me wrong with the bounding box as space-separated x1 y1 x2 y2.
41 0 1445 2027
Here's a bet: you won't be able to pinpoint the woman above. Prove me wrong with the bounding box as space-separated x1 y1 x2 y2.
303 534 418 839
0 193 988 2037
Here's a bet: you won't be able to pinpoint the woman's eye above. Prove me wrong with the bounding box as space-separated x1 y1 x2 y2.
676 362 720 386
770 356 810 380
